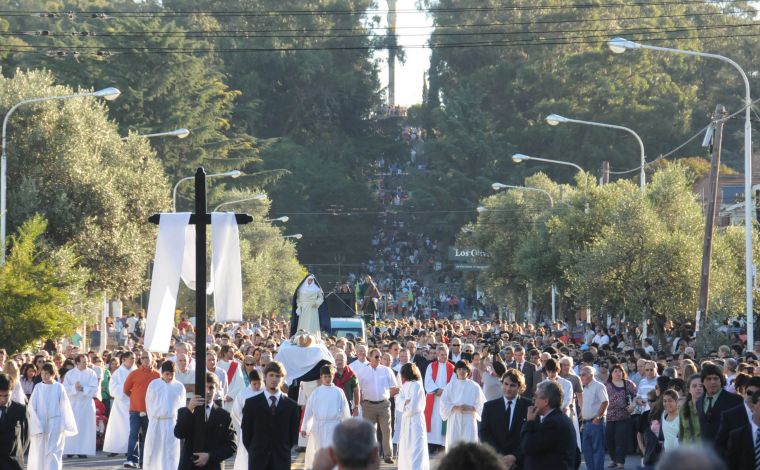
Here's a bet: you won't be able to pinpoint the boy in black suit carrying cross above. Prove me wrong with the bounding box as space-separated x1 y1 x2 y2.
242 360 300 470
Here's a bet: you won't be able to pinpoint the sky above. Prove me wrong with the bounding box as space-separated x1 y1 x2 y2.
369 0 434 107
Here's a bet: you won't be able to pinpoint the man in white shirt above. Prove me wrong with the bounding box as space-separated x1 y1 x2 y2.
580 366 609 470
635 361 658 413
174 353 195 401
206 351 229 402
356 347 399 464
351 345 370 373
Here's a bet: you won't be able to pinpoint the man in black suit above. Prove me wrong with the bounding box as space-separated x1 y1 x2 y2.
520 381 577 470
242 360 300 470
696 362 743 443
726 389 760 470
174 371 236 470
0 373 27 470
406 340 428 376
716 375 760 458
479 368 531 469
510 346 536 399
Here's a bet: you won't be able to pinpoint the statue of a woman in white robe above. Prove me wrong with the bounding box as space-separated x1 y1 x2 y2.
27 364 78 470
296 274 324 338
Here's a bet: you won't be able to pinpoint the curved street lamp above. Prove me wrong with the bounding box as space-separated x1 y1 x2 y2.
266 216 289 223
213 193 267 212
1 86 121 266
121 128 190 141
512 153 584 173
608 36 755 346
545 113 646 192
283 233 303 240
173 170 242 212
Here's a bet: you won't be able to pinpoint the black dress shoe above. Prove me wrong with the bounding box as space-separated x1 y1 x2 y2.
65 455 74 459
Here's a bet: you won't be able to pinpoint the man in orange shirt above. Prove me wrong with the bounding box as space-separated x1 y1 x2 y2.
123 351 160 468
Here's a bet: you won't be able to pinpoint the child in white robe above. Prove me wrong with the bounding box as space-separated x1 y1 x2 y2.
439 359 486 449
62 355 99 457
397 363 429 470
143 361 187 470
300 364 350 470
232 369 263 470
27 362 78 470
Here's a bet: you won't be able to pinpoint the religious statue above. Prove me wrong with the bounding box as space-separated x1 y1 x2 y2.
289 274 329 338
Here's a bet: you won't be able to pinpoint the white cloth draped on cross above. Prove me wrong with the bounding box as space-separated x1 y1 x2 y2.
144 212 244 353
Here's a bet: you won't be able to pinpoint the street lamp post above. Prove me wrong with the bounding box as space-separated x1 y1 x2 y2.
608 37 755 346
545 113 646 192
283 233 303 240
265 216 289 223
121 128 190 141
213 194 267 212
173 170 242 212
1 86 121 266
491 182 557 321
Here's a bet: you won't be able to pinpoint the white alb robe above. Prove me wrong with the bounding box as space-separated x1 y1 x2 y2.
397 380 429 470
300 384 350 470
62 367 98 455
103 364 136 454
423 361 452 445
439 377 486 448
232 386 263 470
143 378 186 470
296 276 324 338
27 381 78 470
297 379 320 447
219 359 245 412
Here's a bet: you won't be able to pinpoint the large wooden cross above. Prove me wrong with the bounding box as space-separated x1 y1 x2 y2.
148 166 252 403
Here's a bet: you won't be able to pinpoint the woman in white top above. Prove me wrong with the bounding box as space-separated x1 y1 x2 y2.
27 362 78 470
660 389 680 451
3 360 26 404
397 363 429 470
439 359 486 448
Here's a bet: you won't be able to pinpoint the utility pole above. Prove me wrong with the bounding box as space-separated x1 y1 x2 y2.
601 161 610 185
696 104 727 332
387 0 397 107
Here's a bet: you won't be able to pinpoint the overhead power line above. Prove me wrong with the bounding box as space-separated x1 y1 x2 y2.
7 21 759 40
0 0 748 17
5 29 760 55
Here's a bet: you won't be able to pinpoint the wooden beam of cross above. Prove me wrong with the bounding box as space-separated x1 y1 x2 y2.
148 167 252 445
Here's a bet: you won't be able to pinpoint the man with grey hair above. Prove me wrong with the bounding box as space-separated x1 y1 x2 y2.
579 365 608 470
521 381 577 470
655 445 726 470
311 418 380 470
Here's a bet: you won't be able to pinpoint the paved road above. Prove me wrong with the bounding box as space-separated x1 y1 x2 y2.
58 451 645 469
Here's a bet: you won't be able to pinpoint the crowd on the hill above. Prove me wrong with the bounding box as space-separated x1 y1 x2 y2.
0 315 758 470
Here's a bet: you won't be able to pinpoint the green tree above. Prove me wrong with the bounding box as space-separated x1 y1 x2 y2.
0 215 91 353
1 69 170 297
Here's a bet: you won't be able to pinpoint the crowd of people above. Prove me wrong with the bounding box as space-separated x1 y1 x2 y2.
0 314 759 470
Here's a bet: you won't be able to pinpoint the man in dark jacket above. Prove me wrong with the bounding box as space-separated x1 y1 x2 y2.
510 346 537 399
521 381 577 470
0 373 27 470
242 360 300 470
479 368 532 469
716 375 760 458
174 372 236 470
696 363 743 443
726 389 760 470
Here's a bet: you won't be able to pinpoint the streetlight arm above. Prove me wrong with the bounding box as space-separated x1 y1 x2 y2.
214 194 266 212
562 117 646 164
492 183 554 207
172 176 195 212
518 155 584 173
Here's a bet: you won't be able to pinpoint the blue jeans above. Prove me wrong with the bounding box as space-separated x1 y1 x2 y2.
582 421 606 470
127 411 149 464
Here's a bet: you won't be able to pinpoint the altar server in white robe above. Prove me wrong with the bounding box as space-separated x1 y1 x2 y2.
397 363 429 470
232 369 263 470
103 352 136 455
28 362 78 470
219 344 246 412
143 361 186 470
300 364 351 470
439 359 486 448
423 345 454 447
62 354 98 456
296 274 324 338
